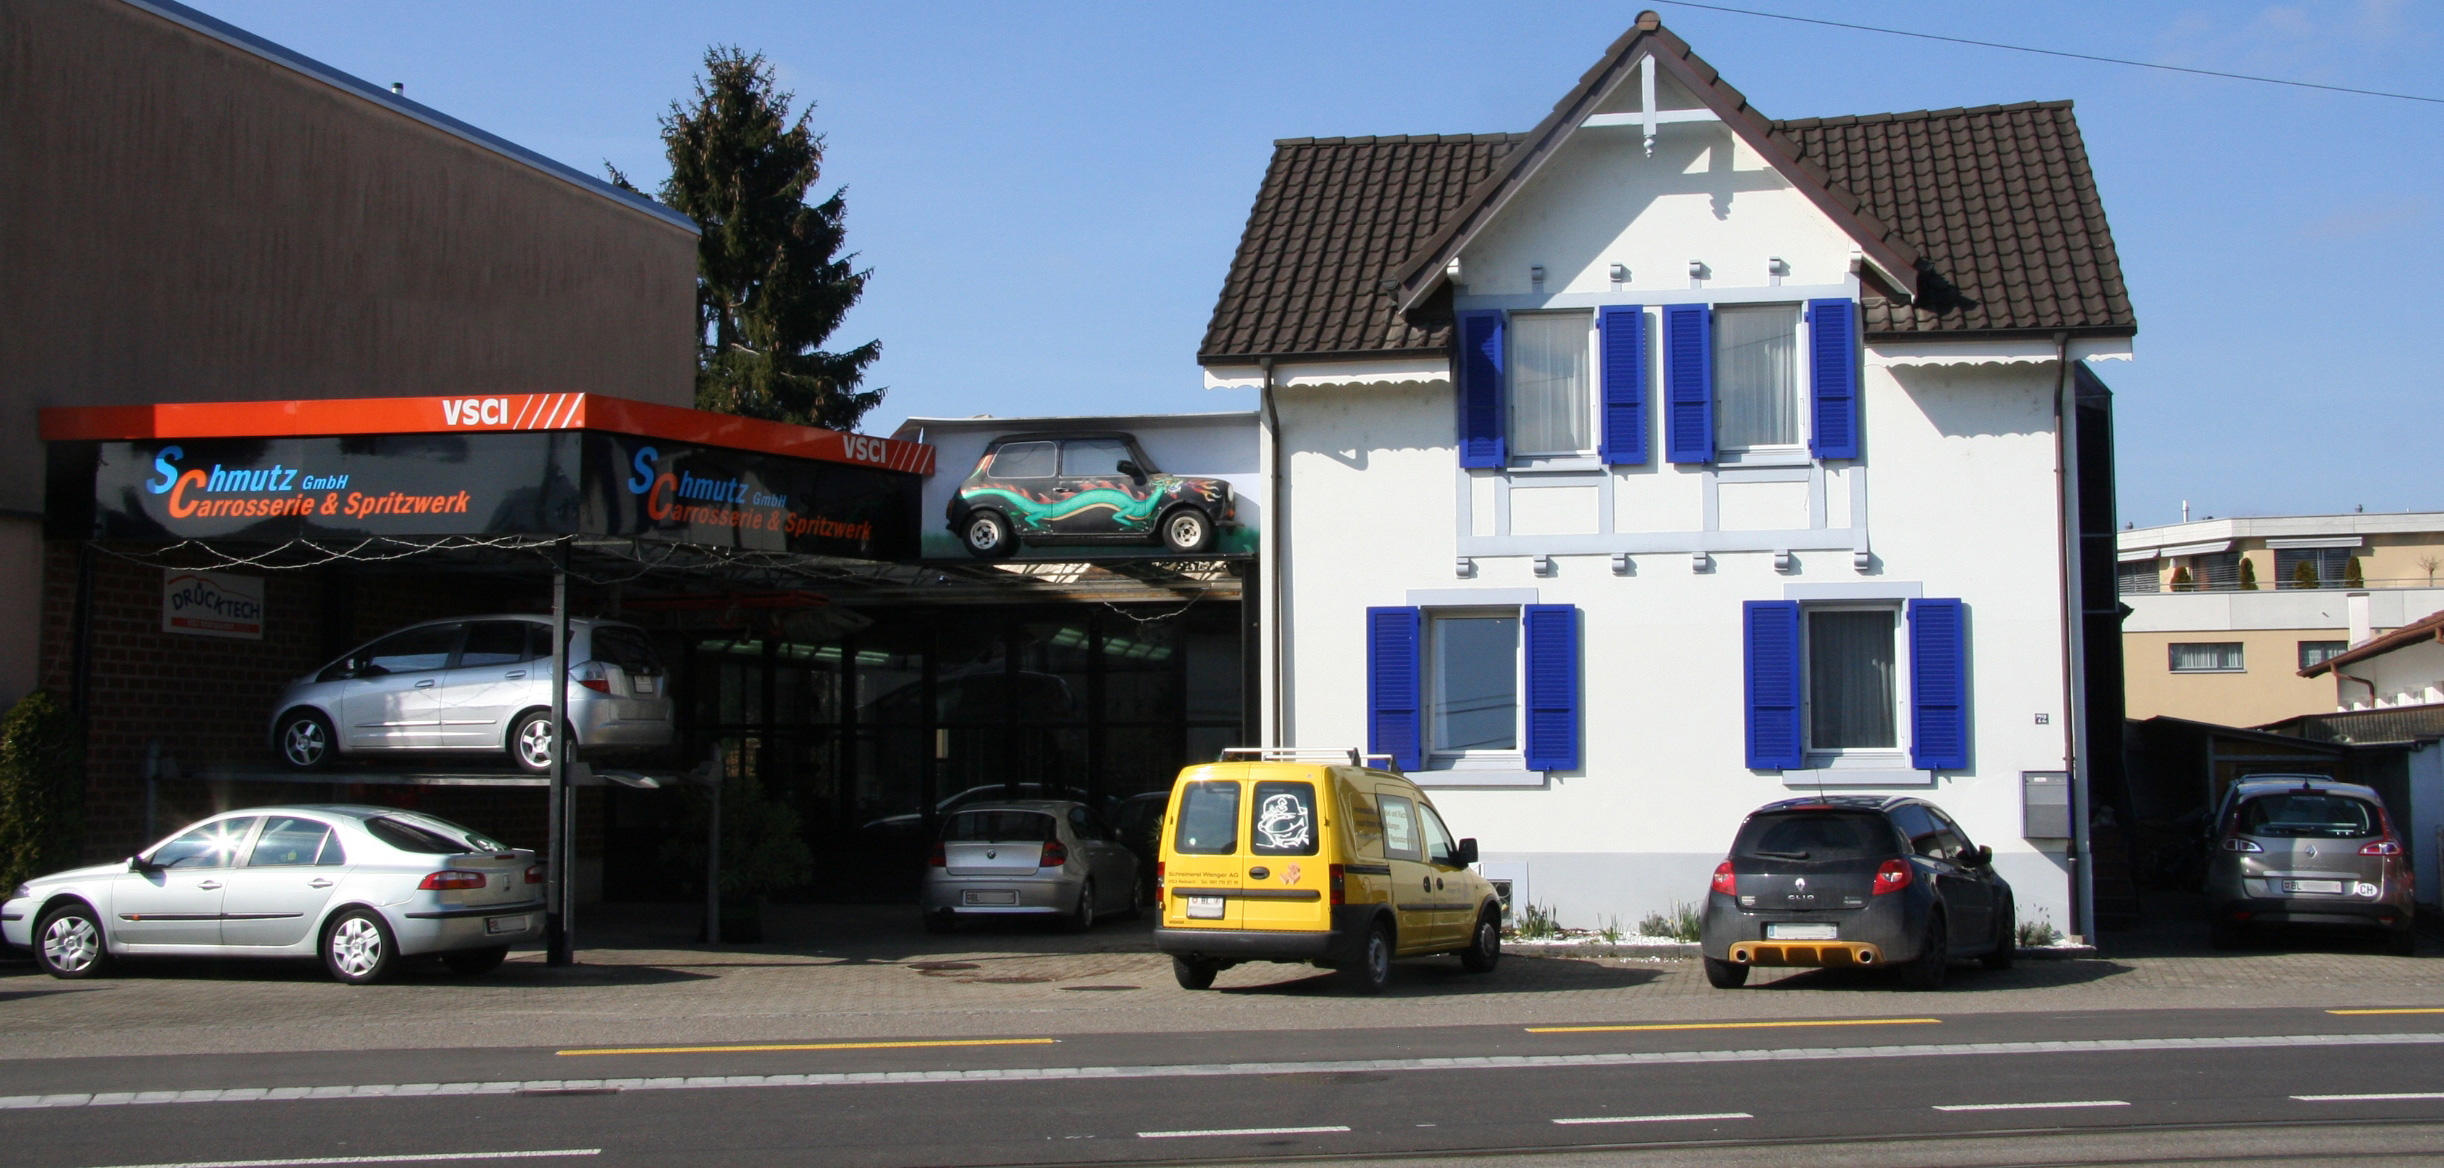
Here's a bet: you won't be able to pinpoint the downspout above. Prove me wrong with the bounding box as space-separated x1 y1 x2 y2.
1259 357 1285 744
2335 668 2379 708
2050 331 2094 942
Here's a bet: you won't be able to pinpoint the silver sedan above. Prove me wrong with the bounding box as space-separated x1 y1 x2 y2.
920 800 1142 933
2 804 545 983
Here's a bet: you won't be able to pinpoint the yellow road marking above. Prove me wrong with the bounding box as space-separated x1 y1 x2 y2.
557 1037 1059 1057
1528 1018 1941 1034
2328 1008 2444 1016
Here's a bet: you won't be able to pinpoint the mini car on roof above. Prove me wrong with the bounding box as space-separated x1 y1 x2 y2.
945 431 1234 559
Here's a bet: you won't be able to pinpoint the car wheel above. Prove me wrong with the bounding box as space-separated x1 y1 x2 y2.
1121 871 1146 921
1982 898 2017 971
2209 919 2243 950
323 909 397 984
276 710 336 771
960 510 1015 559
443 946 509 976
1703 956 1750 989
509 710 559 774
1064 881 1096 933
1460 909 1501 973
1172 956 1218 990
1341 920 1393 994
34 903 110 979
1159 507 1213 555
1901 912 1949 991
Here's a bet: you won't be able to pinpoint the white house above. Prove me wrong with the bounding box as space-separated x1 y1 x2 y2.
1199 12 2136 938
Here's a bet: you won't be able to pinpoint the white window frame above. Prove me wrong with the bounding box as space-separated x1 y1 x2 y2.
1713 301 1805 462
1504 309 1597 466
1800 601 1910 770
1424 606 1524 769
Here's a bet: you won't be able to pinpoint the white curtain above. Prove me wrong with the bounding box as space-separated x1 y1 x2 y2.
1509 312 1590 456
1715 304 1798 449
1808 609 1896 750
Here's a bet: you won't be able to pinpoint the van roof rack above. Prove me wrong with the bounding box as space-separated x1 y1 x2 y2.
1218 747 1400 772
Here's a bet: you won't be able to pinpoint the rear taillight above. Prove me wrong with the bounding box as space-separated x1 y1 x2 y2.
1329 862 1347 906
927 840 946 867
1872 858 1913 895
1710 860 1736 897
571 662 611 693
1039 840 1068 868
524 864 546 885
2362 838 2405 857
2222 838 2263 853
1155 860 1166 895
419 870 486 891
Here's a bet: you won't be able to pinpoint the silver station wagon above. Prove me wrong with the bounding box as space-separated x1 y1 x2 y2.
270 615 674 773
3 805 544 983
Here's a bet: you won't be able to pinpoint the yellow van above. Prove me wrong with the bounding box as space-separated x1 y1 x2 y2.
1152 748 1504 993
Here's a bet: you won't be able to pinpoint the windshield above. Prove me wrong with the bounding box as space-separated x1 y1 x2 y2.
943 810 1057 843
1732 811 1893 862
2236 792 2379 839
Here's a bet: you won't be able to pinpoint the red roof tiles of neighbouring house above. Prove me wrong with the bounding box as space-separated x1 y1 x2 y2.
2299 608 2444 678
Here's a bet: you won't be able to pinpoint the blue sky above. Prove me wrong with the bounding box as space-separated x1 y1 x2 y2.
181 1 2440 528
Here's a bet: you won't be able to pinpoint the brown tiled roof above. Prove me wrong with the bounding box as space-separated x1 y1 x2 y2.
1199 96 2135 363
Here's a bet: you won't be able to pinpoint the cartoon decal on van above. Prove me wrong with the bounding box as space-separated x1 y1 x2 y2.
1257 792 1313 852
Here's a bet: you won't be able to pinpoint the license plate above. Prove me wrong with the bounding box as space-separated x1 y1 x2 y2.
2283 879 2345 895
1767 922 1838 941
1186 895 1225 920
962 890 1017 906
632 676 657 694
484 914 530 935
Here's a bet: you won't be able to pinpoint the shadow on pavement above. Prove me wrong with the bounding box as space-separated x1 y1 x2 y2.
1214 953 1667 997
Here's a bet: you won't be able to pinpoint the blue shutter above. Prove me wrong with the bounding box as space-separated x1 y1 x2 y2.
1909 598 1968 771
1367 607 1423 771
1807 298 1860 460
1522 604 1581 771
1664 303 1713 463
1598 306 1649 466
1743 601 1802 770
1456 311 1506 469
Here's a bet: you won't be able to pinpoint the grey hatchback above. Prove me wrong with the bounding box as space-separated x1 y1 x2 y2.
2205 776 2416 955
1700 796 2015 990
271 616 673 773
919 801 1142 933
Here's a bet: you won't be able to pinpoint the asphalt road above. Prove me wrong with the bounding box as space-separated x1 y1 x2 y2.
9 1005 2444 1167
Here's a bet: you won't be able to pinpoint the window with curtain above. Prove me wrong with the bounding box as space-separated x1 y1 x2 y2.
2168 642 2244 672
2117 560 2160 594
1428 611 1519 755
1807 607 1897 751
2193 551 2241 590
1508 311 1591 457
2275 547 2353 589
1714 303 1799 450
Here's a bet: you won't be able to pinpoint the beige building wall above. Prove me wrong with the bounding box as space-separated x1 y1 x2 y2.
2124 628 2349 727
0 0 700 705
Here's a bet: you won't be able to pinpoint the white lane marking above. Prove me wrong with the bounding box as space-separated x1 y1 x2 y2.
1137 1125 1349 1140
2294 1091 2444 1102
77 1151 599 1168
1554 1112 1753 1125
8 1032 2442 1113
1933 1100 2129 1112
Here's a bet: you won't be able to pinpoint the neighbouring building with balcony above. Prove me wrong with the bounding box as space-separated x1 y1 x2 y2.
2119 513 2444 725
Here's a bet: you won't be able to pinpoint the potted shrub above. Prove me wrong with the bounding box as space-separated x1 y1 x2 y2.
2237 558 2258 591
664 766 813 943
2169 565 2194 592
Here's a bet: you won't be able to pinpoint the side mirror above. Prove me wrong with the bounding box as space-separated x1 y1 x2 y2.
1116 459 1149 485
127 855 157 874
1968 844 1993 868
1454 837 1480 866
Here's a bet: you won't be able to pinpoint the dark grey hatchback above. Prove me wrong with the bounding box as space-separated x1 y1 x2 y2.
1700 796 2015 990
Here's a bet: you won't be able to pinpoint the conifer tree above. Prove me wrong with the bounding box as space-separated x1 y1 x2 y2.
614 48 880 428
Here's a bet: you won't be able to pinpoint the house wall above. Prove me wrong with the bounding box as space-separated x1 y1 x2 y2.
2346 640 2444 711
2409 742 2444 907
1263 117 2082 935
2121 589 2444 723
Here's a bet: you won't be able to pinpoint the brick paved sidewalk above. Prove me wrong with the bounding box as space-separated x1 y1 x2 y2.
3 899 2435 1060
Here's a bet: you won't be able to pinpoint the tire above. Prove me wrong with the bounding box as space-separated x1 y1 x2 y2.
1172 956 1218 990
1981 898 2017 971
509 710 559 774
922 910 955 935
2209 919 2243 950
1159 508 1213 555
443 946 508 976
1460 909 1501 973
276 710 336 771
323 909 397 984
1064 881 1096 933
34 903 110 979
960 510 1015 559
1341 920 1393 994
1121 871 1147 922
1900 912 1949 991
1703 956 1750 989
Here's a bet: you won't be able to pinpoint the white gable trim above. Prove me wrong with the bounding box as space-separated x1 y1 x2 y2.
1205 358 1450 393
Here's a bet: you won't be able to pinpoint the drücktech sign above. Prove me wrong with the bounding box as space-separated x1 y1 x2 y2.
45 394 926 562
